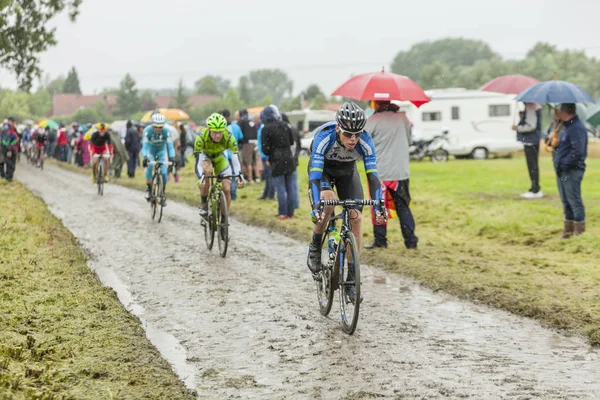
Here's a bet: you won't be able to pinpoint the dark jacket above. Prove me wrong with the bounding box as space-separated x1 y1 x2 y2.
125 127 141 153
262 120 296 177
238 113 257 144
1 126 19 155
554 115 587 173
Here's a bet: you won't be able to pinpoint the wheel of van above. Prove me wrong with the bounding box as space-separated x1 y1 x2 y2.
471 147 488 160
431 149 449 163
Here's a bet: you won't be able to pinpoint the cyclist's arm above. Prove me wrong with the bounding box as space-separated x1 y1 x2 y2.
308 129 331 208
359 134 383 202
141 131 149 159
193 135 205 180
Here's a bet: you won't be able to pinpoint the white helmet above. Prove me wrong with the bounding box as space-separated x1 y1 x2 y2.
151 112 166 126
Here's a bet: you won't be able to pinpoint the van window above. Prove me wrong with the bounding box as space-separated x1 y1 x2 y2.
308 121 329 131
451 107 459 120
489 105 511 117
422 112 442 122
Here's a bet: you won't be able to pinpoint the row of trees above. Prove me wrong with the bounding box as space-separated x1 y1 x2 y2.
391 38 600 98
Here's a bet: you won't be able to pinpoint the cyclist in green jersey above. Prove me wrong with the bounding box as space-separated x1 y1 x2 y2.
195 113 244 216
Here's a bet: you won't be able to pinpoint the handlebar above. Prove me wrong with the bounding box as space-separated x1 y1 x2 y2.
147 161 173 166
199 174 244 185
318 199 384 208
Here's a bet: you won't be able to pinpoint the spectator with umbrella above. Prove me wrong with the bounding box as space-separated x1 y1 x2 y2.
516 80 595 237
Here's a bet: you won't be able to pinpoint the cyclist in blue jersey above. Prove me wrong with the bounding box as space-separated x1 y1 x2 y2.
141 112 176 206
307 103 385 296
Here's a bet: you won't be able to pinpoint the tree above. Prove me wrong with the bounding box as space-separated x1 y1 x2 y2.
28 88 53 118
139 91 158 111
45 76 66 95
169 79 191 110
241 69 293 105
63 66 82 94
310 94 327 110
303 84 323 100
115 73 140 117
222 88 245 114
391 38 499 83
0 0 82 91
72 107 100 124
279 95 302 112
194 75 230 96
0 91 30 121
237 76 251 106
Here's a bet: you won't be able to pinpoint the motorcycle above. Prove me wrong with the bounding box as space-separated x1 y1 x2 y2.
409 129 450 163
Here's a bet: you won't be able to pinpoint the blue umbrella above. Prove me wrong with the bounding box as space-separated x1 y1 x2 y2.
515 80 595 104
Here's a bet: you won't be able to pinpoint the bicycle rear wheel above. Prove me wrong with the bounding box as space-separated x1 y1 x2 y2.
157 174 164 223
216 192 229 257
316 231 334 316
204 196 215 251
339 231 361 335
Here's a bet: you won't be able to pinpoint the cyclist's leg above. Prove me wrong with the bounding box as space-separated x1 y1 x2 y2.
336 169 364 254
156 150 168 193
307 172 336 273
195 153 212 214
215 158 232 209
145 150 155 196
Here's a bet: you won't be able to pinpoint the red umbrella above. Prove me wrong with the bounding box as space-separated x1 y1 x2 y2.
331 70 430 107
479 74 540 95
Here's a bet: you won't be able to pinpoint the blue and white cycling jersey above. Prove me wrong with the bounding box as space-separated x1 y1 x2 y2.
308 121 381 207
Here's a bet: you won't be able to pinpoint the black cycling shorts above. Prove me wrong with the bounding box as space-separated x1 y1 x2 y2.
308 166 364 212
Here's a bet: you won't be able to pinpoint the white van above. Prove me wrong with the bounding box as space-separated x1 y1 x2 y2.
285 109 336 136
394 88 524 159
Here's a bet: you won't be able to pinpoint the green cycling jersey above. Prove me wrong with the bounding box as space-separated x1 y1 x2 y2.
193 128 241 176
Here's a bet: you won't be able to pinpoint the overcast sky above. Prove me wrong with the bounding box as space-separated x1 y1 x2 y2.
2 0 600 96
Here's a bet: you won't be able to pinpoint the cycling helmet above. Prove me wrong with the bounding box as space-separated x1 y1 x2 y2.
336 102 366 133
96 123 107 131
206 113 227 132
151 112 166 126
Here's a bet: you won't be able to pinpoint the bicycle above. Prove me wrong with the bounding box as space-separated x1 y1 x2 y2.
147 158 173 223
93 154 110 196
200 174 240 258
313 198 385 335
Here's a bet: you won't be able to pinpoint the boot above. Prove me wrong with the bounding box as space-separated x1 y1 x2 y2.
560 220 574 239
573 221 586 236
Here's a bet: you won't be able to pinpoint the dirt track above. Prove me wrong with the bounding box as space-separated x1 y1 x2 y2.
17 163 600 399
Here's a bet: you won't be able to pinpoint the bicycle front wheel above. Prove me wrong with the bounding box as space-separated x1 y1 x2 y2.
204 197 215 251
157 174 164 223
216 192 229 257
97 163 104 196
339 231 361 335
316 231 334 316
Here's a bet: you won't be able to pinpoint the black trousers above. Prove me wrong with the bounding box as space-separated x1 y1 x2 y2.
373 179 418 249
0 153 16 181
127 150 139 177
524 144 540 193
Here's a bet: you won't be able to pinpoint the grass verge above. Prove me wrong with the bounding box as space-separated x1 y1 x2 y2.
0 179 195 399
50 155 600 344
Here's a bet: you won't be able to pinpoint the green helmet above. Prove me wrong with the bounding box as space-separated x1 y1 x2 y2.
206 113 227 132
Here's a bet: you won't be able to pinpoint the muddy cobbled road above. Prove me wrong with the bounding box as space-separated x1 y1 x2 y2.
16 164 600 399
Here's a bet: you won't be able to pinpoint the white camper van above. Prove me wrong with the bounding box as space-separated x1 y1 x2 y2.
394 88 524 159
285 109 336 136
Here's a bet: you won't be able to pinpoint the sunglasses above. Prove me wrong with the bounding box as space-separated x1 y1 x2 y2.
341 130 362 139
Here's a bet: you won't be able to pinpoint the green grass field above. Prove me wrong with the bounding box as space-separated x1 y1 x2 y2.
54 154 600 343
0 179 195 399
